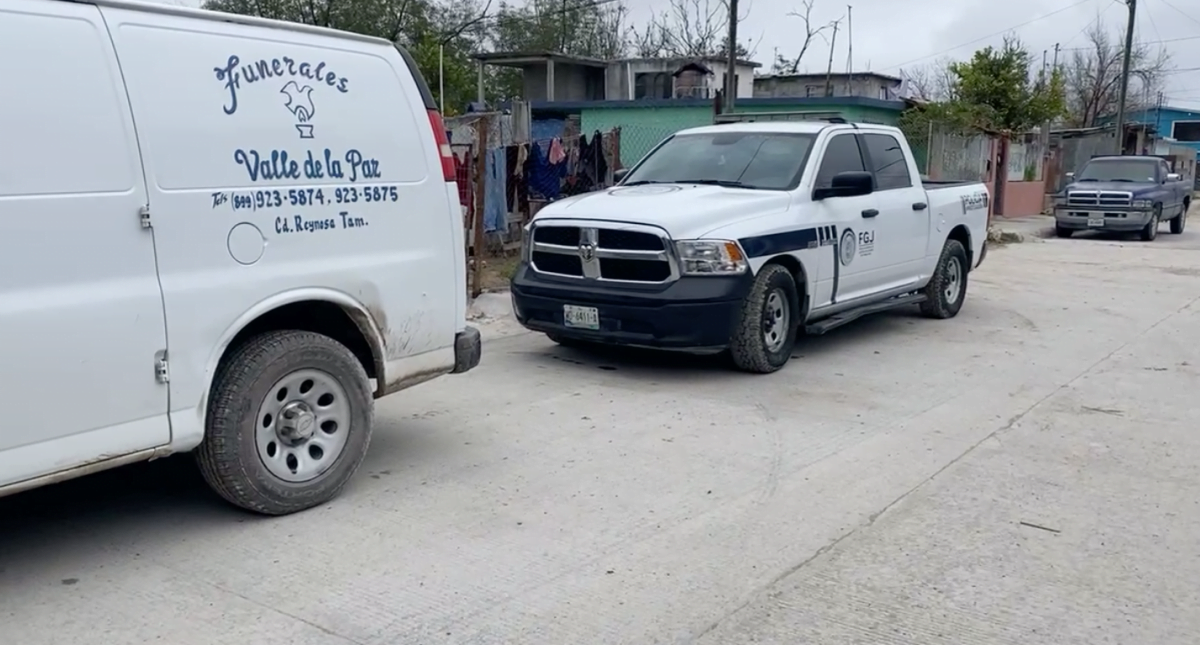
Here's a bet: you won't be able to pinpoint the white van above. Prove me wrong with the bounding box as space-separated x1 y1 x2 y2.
0 0 479 514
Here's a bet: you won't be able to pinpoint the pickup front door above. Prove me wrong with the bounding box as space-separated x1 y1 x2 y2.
812 133 888 303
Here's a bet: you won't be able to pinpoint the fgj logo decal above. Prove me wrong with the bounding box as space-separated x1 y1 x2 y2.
839 228 857 266
281 81 316 139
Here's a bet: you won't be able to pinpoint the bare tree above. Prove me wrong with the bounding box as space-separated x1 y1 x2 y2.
900 57 956 101
770 0 834 74
628 0 739 58
1064 21 1171 127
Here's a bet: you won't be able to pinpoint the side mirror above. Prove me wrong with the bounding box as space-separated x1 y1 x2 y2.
612 168 629 184
1167 172 1181 182
813 171 874 200
1064 172 1075 179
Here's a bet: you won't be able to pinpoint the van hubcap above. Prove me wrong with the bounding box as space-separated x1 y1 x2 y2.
256 369 351 483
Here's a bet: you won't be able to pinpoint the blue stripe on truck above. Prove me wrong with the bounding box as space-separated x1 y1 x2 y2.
738 227 823 258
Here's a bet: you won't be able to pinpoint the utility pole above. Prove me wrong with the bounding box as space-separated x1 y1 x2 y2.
846 5 853 96
824 19 840 97
1114 0 1137 154
724 0 739 113
1052 42 1060 70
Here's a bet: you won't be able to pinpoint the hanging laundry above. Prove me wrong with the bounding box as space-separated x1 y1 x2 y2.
548 137 567 164
525 140 563 200
483 148 507 233
505 144 528 213
591 130 608 186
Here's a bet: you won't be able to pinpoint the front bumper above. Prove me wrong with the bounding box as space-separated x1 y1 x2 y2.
451 326 482 373
510 263 754 352
1054 208 1154 231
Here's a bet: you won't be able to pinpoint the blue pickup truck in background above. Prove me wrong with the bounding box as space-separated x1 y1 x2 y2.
1053 155 1192 241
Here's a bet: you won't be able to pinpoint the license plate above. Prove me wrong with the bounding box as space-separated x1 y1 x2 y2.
1087 217 1105 227
563 304 600 330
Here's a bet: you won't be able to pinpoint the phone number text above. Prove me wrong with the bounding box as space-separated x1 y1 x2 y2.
212 185 400 211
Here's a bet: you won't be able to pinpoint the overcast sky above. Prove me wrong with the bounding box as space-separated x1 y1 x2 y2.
169 0 1200 111
705 0 1200 111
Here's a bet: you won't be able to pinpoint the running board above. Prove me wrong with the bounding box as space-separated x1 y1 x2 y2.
804 293 928 335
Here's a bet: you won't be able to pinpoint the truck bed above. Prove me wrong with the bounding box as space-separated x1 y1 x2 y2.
922 179 979 189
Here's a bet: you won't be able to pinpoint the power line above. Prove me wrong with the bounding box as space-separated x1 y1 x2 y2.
1061 0 1117 50
879 0 1095 71
1057 34 1200 51
1158 0 1200 27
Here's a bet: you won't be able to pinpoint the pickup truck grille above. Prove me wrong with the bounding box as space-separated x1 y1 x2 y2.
1066 190 1133 208
529 224 676 283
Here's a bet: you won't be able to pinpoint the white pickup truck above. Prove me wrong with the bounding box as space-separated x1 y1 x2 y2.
511 121 991 373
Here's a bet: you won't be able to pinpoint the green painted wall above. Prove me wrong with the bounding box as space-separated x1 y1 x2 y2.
579 102 904 167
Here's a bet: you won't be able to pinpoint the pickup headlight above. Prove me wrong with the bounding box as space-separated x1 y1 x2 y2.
675 239 749 275
1132 199 1153 209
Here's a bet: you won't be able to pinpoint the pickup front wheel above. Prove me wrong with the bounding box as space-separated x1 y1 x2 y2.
729 264 799 374
920 239 968 319
1171 199 1189 234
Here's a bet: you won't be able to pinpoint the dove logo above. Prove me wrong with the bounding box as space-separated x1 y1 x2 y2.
213 54 349 120
281 81 316 139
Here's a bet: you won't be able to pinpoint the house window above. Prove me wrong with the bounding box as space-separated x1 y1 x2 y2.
879 85 888 100
805 85 823 97
1173 121 1200 142
633 72 672 99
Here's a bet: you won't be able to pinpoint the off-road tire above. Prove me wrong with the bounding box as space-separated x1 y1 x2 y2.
1140 205 1161 241
1171 199 1189 234
1055 225 1073 238
919 239 969 319
195 330 373 515
729 264 799 374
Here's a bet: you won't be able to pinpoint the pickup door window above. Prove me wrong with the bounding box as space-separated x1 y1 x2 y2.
861 133 913 190
811 133 883 304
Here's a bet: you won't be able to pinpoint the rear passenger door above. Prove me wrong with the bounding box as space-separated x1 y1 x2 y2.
0 0 170 486
859 132 928 284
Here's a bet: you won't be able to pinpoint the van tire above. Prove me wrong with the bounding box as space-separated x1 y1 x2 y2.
920 239 969 319
196 330 373 516
729 264 799 374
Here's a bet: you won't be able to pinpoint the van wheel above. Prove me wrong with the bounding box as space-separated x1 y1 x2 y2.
1140 206 1161 241
1171 200 1188 234
196 330 373 515
729 264 799 374
920 239 968 319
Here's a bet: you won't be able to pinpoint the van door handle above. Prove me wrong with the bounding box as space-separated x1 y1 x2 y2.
861 209 879 218
912 202 928 211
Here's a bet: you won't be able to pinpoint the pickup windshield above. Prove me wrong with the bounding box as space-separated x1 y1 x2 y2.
622 131 816 190
1076 159 1157 183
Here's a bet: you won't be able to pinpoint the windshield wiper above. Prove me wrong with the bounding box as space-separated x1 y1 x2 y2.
1077 178 1099 182
1107 178 1134 182
679 179 754 188
620 180 665 186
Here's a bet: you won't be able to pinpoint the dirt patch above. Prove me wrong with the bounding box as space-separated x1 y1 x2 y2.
474 252 522 293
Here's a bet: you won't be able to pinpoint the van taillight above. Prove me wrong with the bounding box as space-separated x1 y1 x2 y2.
427 109 456 182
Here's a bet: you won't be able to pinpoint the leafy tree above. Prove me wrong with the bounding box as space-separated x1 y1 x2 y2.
901 36 1065 136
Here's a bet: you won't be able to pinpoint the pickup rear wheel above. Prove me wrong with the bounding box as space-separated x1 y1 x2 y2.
919 239 969 320
196 330 373 515
1171 199 1189 234
729 264 799 374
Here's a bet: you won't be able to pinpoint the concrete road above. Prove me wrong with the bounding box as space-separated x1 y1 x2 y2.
4 227 1200 645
